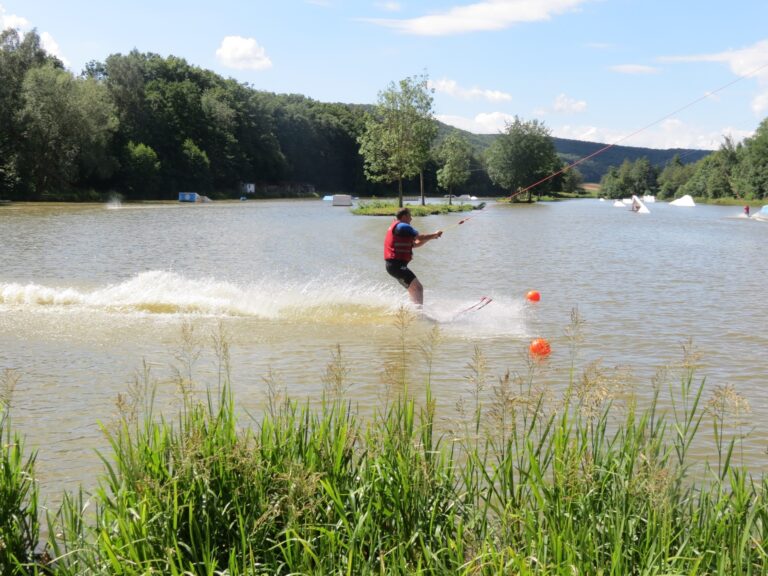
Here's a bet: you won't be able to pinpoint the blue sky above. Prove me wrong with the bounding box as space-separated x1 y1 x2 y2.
3 1 768 150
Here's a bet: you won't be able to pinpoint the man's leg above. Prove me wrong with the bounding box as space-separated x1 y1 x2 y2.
407 278 424 305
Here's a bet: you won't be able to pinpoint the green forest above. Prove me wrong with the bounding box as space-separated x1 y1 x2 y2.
2 28 766 203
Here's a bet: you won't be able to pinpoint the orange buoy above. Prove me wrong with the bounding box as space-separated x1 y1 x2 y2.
526 290 541 302
529 338 551 358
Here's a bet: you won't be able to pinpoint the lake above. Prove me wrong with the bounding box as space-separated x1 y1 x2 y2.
1 197 766 502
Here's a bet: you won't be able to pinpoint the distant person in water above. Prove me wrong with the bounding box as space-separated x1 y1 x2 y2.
384 207 443 306
745 205 750 217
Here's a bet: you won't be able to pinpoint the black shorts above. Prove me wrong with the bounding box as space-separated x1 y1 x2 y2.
385 259 416 289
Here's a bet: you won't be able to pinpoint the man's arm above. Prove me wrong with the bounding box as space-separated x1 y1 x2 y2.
414 230 443 247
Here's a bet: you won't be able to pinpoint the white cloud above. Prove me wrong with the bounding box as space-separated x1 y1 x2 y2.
0 6 70 67
432 110 753 150
430 78 512 102
366 0 593 36
436 111 516 133
40 31 69 67
609 64 660 75
0 4 29 30
375 1 401 11
553 93 587 113
553 120 753 151
660 39 768 116
752 91 768 115
216 36 272 70
536 93 587 116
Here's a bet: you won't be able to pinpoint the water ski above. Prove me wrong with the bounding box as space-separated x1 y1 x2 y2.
456 296 493 316
419 296 493 323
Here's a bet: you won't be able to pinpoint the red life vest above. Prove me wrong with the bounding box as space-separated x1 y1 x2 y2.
384 220 415 262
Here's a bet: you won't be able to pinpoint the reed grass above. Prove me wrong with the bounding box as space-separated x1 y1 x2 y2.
0 369 41 575
5 319 768 574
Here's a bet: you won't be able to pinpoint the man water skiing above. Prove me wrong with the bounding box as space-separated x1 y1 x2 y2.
384 207 443 306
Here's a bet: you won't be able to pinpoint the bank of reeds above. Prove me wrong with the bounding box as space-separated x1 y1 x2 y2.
1 369 41 575
4 320 768 575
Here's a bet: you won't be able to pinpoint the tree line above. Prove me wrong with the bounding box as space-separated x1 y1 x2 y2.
0 28 571 203
600 127 768 201
3 28 764 203
0 29 364 201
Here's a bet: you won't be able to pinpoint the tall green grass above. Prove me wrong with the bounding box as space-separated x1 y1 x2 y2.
0 369 41 575
5 319 768 574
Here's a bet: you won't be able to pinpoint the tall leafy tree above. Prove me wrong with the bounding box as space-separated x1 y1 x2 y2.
436 132 472 204
17 65 117 199
561 166 585 194
485 116 559 201
599 166 622 199
270 95 327 186
736 118 768 200
179 138 211 191
119 141 160 199
599 157 659 199
0 28 62 198
75 76 120 186
705 152 736 199
357 74 437 207
104 51 149 143
235 89 287 185
678 137 741 200
411 77 438 205
629 157 657 196
658 155 695 199
678 154 716 199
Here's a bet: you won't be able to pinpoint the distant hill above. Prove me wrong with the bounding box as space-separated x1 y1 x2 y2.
436 123 712 183
549 137 711 182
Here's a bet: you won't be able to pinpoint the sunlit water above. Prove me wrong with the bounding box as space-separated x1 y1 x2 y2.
1 198 766 503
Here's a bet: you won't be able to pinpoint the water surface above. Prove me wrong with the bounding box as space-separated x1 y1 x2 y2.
1 198 766 500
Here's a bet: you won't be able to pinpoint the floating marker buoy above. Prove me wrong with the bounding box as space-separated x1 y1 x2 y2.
526 290 541 302
529 338 551 358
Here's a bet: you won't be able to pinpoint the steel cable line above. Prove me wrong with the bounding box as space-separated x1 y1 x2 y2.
507 60 768 201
